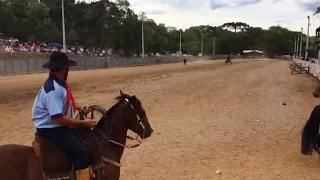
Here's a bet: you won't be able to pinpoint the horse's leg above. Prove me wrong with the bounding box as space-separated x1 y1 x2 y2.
93 153 121 180
100 163 120 180
28 148 44 180
0 144 43 180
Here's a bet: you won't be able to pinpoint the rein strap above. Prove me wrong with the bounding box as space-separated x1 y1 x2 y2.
101 157 121 167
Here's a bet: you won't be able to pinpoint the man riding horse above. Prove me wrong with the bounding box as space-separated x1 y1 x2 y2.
31 52 97 177
225 54 232 65
0 51 154 180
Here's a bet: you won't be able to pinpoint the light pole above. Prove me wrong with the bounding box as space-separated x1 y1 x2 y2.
139 12 146 58
142 20 144 58
293 38 297 58
297 34 300 59
213 37 216 55
200 30 203 56
305 15 310 60
299 28 303 60
179 30 182 56
61 0 66 52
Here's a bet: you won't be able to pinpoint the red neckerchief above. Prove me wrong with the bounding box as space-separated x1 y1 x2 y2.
64 82 77 116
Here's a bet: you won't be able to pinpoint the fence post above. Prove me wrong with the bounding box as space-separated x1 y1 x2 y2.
85 58 87 70
19 59 22 73
4 59 6 74
11 58 13 73
28 59 30 73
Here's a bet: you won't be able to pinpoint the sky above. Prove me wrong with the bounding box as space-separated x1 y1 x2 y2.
126 0 320 33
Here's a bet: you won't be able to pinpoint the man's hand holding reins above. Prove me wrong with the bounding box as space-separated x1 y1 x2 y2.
81 119 96 129
77 104 91 115
52 116 96 129
52 104 96 129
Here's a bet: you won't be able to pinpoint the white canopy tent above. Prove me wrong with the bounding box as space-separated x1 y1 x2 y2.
243 50 264 54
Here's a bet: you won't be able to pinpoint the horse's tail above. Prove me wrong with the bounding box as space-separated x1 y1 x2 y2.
301 105 320 155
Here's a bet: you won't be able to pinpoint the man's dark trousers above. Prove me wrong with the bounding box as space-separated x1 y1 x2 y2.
36 127 94 171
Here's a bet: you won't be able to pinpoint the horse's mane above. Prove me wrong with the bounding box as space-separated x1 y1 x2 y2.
106 99 121 116
95 96 125 128
97 94 140 127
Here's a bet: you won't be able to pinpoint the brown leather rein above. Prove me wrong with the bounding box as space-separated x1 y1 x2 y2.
79 98 145 168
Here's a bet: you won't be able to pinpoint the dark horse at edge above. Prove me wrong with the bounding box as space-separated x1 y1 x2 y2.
301 105 320 156
0 90 154 180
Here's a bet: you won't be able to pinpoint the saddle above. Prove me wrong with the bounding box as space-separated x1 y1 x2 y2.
32 135 76 180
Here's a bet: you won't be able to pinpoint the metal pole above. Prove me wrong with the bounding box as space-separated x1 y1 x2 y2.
213 37 216 55
305 16 310 60
201 31 203 56
62 0 66 52
299 28 303 60
142 20 144 58
179 30 182 56
296 37 299 58
293 38 297 58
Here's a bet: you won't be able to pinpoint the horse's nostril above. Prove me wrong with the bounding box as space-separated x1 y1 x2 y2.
143 128 153 138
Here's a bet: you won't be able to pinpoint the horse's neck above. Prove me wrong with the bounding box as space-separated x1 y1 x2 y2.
100 101 128 162
108 128 128 160
103 115 128 162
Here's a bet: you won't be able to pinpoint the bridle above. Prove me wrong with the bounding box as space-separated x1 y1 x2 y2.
78 98 146 169
108 98 146 150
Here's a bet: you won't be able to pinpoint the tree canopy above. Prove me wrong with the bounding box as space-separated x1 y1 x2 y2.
0 0 313 57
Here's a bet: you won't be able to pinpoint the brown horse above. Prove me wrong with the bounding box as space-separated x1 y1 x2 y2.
0 90 154 180
225 55 232 65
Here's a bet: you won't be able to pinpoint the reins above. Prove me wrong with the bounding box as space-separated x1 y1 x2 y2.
76 98 145 168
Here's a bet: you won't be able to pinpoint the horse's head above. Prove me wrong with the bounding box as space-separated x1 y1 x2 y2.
115 90 153 138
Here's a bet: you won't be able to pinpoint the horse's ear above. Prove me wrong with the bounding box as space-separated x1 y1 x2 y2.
120 90 124 96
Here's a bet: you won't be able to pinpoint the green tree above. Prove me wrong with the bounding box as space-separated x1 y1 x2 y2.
21 2 59 42
0 1 18 37
67 29 78 45
0 0 307 57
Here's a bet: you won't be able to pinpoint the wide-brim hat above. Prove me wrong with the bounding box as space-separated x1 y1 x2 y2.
42 52 77 69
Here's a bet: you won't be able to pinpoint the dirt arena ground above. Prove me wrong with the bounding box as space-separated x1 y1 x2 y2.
1 59 320 180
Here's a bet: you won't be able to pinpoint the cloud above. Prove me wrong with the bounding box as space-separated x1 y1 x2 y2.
127 0 319 32
234 0 263 6
209 0 264 10
131 0 206 11
298 0 319 12
148 10 167 15
210 2 227 10
275 19 285 23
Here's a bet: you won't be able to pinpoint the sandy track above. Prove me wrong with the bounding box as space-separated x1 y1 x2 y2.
1 59 320 180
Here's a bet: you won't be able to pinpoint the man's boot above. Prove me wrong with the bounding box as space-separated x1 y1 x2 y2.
76 166 96 180
76 168 90 180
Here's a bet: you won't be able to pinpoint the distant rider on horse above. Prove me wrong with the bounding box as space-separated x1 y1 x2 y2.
31 52 97 176
225 54 232 65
